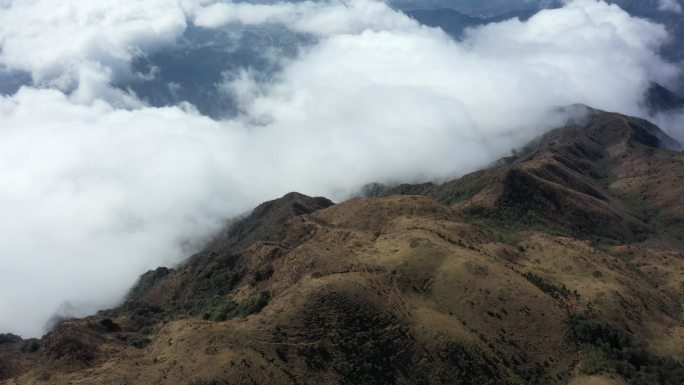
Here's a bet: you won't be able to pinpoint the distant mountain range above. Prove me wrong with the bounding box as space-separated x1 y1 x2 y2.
390 0 561 16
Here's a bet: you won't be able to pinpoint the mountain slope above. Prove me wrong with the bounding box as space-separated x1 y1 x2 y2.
367 109 684 241
1 110 684 385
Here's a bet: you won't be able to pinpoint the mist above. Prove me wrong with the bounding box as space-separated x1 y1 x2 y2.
0 0 681 337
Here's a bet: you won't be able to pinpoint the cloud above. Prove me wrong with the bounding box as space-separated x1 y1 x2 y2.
0 0 187 95
658 0 682 13
0 0 680 337
652 109 684 145
190 0 417 35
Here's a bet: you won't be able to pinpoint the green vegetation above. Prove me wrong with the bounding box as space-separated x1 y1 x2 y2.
21 340 40 353
523 272 576 300
616 191 684 243
464 204 568 242
127 304 166 332
439 341 518 385
203 291 271 322
363 169 491 206
250 265 274 285
591 243 637 264
362 182 434 198
435 173 491 205
476 220 522 245
612 249 635 262
98 318 121 332
570 311 684 385
126 333 152 349
193 257 245 298
463 206 528 245
169 255 245 317
187 379 231 385
125 267 171 302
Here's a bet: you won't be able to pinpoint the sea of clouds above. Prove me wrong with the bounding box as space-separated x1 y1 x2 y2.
0 0 682 337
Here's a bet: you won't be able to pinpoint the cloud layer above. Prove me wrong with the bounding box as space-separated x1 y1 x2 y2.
658 0 683 13
0 0 681 337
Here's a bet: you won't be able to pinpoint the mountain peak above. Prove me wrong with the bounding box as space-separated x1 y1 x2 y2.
371 110 683 241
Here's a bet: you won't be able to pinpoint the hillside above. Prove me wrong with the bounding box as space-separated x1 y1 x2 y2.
1 110 684 385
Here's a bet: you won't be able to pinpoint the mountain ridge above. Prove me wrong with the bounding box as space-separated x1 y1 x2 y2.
1 109 684 385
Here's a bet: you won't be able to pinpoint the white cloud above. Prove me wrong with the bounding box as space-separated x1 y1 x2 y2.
658 0 682 13
0 0 680 337
0 0 187 93
191 0 418 35
652 109 684 145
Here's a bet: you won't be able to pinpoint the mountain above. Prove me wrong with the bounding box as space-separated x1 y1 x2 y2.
391 0 557 16
366 107 684 238
1 110 684 385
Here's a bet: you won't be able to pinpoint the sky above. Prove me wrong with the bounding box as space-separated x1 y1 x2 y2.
0 0 682 338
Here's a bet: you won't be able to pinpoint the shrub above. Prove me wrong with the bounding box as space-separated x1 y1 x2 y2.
204 291 272 322
523 272 575 300
21 340 40 353
99 318 121 332
570 311 684 385
250 266 274 285
231 291 272 318
127 334 152 349
187 379 231 385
